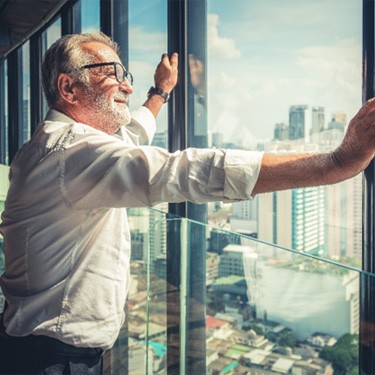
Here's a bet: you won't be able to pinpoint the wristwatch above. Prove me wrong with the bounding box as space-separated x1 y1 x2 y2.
147 86 170 103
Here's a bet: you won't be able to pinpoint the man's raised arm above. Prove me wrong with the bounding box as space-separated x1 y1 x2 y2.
143 52 179 118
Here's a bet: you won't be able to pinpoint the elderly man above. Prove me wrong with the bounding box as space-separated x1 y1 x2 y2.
1 32 375 374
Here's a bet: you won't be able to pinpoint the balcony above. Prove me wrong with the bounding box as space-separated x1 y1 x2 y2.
93 207 374 374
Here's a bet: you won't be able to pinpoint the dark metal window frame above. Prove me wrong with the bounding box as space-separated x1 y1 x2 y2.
0 59 7 164
0 0 374 373
361 0 375 372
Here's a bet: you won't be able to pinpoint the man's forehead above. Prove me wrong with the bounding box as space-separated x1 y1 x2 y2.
81 41 121 63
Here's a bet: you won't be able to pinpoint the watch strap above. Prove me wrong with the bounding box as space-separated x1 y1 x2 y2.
147 86 170 103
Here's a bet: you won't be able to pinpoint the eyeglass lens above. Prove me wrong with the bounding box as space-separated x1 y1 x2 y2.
115 63 133 85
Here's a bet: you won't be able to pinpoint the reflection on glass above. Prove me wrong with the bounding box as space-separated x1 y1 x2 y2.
20 42 30 146
81 0 100 33
206 0 362 266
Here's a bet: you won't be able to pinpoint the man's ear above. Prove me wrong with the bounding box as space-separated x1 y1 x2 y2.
57 73 78 104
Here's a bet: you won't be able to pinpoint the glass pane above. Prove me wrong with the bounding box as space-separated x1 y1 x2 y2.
41 17 61 117
201 218 364 374
143 209 369 374
206 0 362 266
46 17 61 49
128 0 168 149
81 0 100 33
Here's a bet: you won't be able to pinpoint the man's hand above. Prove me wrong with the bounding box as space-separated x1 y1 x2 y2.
331 97 375 179
154 52 179 94
143 53 178 118
253 98 375 195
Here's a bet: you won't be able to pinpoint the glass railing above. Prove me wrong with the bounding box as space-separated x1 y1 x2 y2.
103 207 375 375
0 204 373 374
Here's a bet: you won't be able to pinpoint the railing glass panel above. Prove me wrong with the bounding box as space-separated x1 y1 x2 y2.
114 207 372 375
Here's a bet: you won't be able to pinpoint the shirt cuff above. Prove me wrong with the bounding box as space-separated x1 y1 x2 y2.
223 149 264 200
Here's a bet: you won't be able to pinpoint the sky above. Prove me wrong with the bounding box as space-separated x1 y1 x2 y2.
82 0 362 145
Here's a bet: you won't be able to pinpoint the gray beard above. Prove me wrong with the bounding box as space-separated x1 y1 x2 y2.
83 86 131 133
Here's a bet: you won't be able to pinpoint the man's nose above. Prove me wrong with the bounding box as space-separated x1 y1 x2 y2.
119 79 133 94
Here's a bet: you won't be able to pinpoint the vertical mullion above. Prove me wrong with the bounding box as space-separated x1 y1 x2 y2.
112 0 129 68
185 1 207 373
167 1 188 373
0 60 6 164
30 35 43 134
100 0 113 37
168 0 188 219
7 49 21 163
61 0 82 35
361 0 375 373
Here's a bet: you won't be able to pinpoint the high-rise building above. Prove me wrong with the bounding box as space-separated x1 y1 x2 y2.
258 186 325 256
328 112 347 132
325 175 362 260
289 105 310 141
218 244 253 277
274 122 289 141
311 106 325 134
292 187 325 254
232 199 258 221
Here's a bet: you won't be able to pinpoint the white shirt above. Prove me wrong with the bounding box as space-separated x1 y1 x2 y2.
0 108 263 351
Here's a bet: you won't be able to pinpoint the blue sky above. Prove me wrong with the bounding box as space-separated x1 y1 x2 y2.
81 0 362 144
206 0 362 144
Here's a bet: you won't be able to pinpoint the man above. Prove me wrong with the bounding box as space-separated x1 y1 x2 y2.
1 31 375 374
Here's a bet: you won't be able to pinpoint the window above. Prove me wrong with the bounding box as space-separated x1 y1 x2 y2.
206 0 362 266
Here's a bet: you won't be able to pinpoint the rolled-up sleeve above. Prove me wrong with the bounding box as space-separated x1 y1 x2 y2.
60 127 263 209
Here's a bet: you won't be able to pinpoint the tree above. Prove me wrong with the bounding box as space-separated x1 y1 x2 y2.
320 334 358 374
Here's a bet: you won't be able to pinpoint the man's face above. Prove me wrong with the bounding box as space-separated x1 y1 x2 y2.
76 42 133 134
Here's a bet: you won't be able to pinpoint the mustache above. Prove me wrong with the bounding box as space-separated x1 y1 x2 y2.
113 92 129 102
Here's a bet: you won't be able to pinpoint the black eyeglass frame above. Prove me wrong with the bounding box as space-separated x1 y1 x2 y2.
79 62 134 85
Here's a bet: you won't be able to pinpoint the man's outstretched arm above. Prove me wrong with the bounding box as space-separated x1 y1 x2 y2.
252 98 375 195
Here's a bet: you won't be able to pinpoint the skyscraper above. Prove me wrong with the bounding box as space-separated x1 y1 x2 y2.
289 105 310 141
311 106 325 135
328 112 347 132
258 186 325 256
274 122 289 141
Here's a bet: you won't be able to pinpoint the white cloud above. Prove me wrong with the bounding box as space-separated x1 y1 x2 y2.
208 14 241 59
129 26 166 54
297 38 361 91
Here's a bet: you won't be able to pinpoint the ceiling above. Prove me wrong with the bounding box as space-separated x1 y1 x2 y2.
0 0 68 58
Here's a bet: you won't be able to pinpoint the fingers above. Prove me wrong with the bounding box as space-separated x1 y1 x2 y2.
160 52 178 68
356 97 375 119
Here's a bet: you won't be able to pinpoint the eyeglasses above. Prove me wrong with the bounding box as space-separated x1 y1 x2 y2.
79 62 134 85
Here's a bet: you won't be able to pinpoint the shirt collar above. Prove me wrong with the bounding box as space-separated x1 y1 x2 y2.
45 108 77 124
